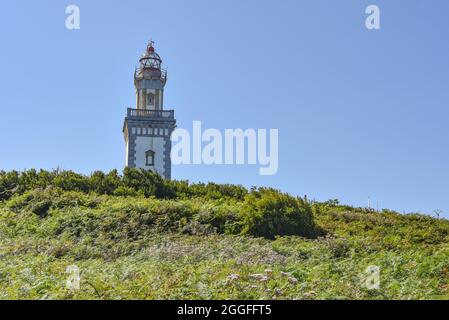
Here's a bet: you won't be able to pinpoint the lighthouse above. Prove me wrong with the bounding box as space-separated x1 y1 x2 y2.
123 41 176 179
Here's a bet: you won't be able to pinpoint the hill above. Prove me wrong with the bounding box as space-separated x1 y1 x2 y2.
0 169 448 299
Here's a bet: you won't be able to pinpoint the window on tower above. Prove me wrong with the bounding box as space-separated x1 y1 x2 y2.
145 150 155 166
147 93 155 106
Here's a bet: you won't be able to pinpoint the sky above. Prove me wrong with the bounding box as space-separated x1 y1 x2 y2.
0 0 448 218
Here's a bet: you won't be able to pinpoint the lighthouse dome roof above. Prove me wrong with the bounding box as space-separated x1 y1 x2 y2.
139 41 162 69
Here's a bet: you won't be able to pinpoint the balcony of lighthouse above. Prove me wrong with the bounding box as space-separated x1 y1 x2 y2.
126 108 174 120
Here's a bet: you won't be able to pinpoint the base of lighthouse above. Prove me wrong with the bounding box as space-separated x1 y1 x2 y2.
123 109 176 179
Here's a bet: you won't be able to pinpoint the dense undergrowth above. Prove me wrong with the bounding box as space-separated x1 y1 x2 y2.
0 169 448 299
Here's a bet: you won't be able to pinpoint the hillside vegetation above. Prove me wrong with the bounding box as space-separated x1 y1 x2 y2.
0 169 448 300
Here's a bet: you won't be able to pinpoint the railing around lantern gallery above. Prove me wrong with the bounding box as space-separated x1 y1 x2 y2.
134 67 167 83
127 108 174 119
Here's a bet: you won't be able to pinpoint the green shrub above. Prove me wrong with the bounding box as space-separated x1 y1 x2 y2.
6 188 101 218
113 186 140 197
89 170 121 195
320 235 351 258
0 169 250 203
1 169 449 300
239 188 321 239
122 168 176 198
53 171 90 193
0 170 20 201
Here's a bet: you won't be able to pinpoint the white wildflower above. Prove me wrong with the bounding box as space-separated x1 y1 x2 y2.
228 274 240 281
288 276 298 284
250 273 269 282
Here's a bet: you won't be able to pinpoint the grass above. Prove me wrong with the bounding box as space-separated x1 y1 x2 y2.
0 174 448 300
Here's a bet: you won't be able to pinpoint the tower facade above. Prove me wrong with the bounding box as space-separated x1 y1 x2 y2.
123 41 176 179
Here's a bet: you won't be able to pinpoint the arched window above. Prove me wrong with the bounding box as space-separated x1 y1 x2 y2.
146 93 155 106
145 150 155 166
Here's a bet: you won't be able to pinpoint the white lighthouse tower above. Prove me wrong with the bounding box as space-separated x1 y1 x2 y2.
123 41 176 179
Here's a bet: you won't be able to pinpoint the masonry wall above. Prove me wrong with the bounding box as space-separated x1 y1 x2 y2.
134 136 166 176
124 119 175 179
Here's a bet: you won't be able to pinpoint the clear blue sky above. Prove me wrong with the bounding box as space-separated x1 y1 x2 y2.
0 0 448 217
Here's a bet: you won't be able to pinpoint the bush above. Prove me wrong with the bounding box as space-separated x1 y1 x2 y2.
239 188 320 239
1 169 326 239
122 168 176 198
1 169 449 300
89 170 121 195
0 170 20 201
0 169 250 203
113 186 139 197
53 171 90 193
320 235 351 258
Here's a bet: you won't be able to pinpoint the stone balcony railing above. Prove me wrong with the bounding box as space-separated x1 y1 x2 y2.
126 108 174 120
